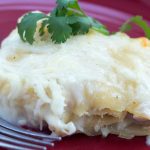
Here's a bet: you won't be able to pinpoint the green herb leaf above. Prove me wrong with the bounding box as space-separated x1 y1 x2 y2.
17 12 46 44
56 0 70 8
90 18 109 35
48 16 72 43
67 16 109 35
56 0 82 12
70 21 90 35
120 16 150 39
67 16 90 35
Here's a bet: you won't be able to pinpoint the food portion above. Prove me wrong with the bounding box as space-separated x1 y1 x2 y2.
0 0 150 139
0 28 150 138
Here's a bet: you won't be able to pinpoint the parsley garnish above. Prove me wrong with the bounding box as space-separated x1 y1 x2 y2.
17 0 109 44
120 16 150 39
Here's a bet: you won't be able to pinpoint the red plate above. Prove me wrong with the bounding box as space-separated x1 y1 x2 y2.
0 1 149 150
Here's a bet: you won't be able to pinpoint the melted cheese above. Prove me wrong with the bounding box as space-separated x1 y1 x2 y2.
0 29 150 136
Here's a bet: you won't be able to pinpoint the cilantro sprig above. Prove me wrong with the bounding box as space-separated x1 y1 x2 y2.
17 0 109 44
120 16 150 39
17 1 150 45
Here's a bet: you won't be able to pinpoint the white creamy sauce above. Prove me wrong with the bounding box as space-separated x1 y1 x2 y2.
0 29 150 136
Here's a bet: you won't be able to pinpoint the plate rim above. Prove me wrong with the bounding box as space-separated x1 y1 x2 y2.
0 0 132 22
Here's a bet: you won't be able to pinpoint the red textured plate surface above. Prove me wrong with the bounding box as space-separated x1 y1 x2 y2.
0 1 149 150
